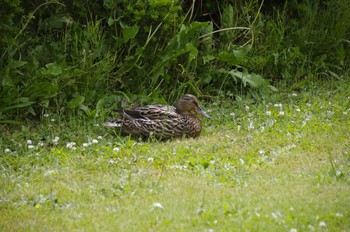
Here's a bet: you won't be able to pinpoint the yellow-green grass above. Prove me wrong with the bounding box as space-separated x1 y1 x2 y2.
1 81 349 231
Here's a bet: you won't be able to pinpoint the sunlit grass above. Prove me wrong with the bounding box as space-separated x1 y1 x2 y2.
1 80 350 231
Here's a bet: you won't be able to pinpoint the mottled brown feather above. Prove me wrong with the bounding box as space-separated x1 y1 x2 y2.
104 94 209 140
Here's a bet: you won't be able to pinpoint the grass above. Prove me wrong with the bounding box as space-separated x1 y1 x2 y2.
1 80 350 231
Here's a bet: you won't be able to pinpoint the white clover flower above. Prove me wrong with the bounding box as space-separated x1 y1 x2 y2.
97 136 103 140
152 202 163 209
27 140 33 145
248 121 254 130
38 141 45 147
335 213 343 217
279 111 285 116
319 221 327 228
92 139 98 144
28 145 35 149
291 93 298 97
230 112 235 117
258 150 265 154
43 113 49 118
148 157 154 162
51 118 56 122
113 147 120 152
52 136 59 145
266 111 271 116
296 108 301 112
274 103 282 108
239 159 245 165
83 143 91 147
66 142 76 150
4 148 11 153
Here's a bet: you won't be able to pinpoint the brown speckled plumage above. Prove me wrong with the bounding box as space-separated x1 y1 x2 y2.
104 94 210 140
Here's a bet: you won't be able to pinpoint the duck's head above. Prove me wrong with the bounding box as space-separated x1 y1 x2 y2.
176 94 210 118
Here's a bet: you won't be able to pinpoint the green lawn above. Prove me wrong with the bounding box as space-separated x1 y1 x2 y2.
1 81 350 231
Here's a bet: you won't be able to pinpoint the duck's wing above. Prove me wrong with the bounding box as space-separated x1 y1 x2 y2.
115 105 178 120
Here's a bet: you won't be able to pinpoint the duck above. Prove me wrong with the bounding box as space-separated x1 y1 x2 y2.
104 94 210 140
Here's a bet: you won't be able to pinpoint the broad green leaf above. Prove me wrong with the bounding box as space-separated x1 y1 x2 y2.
67 95 85 109
0 97 36 113
217 46 250 64
8 60 28 70
229 70 266 88
45 63 62 76
79 104 90 115
123 25 139 42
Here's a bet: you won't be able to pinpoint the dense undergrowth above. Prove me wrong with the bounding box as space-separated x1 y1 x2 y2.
1 0 350 124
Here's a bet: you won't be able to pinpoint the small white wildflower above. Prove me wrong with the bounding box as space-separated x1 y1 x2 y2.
38 141 44 147
279 111 285 116
52 136 59 145
94 123 100 127
291 93 298 97
83 143 91 147
335 213 343 217
66 142 76 150
51 118 56 122
245 105 250 111
43 113 49 118
113 147 120 152
230 112 235 117
92 139 98 144
266 111 271 116
152 202 163 209
97 136 103 140
296 108 301 112
28 145 35 149
290 228 297 232
248 121 254 130
206 109 212 113
239 158 245 165
274 103 282 108
27 139 33 145
306 103 312 107
258 150 265 155
319 221 327 228
335 169 342 177
148 157 154 162
4 148 11 153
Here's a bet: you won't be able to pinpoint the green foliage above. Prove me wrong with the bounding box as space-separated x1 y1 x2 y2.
1 0 349 123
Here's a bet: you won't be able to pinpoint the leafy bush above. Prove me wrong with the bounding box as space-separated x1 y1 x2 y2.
1 0 349 123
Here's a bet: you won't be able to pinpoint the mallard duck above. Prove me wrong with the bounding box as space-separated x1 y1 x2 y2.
104 94 210 140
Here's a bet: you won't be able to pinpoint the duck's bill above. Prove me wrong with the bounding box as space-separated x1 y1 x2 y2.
197 108 210 119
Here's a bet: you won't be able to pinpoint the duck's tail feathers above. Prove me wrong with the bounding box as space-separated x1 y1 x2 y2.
103 121 122 127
